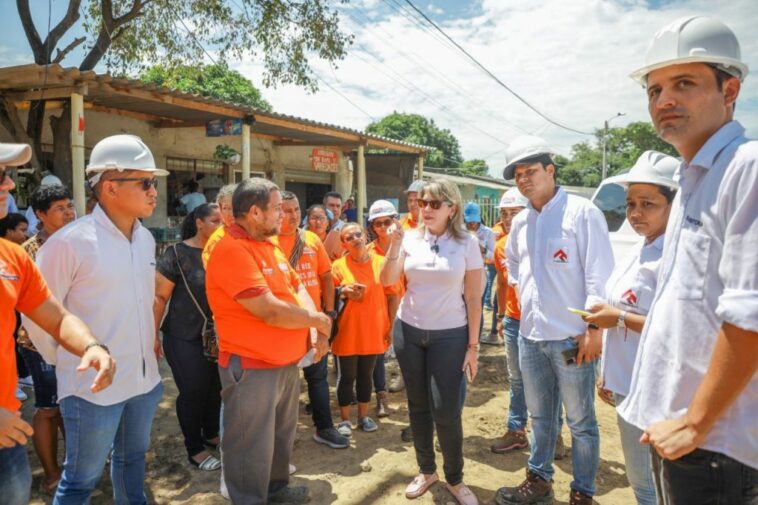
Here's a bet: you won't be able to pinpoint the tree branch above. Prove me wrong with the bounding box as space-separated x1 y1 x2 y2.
53 36 86 64
43 0 82 60
0 98 41 169
79 0 146 71
16 0 45 62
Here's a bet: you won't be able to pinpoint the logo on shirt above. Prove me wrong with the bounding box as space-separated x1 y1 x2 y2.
278 262 290 272
685 215 703 227
621 289 638 307
552 248 569 263
303 247 316 256
0 259 19 281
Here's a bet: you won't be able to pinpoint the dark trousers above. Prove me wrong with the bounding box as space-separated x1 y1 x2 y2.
163 336 222 458
393 319 468 485
336 355 377 406
651 448 758 505
302 354 334 430
373 353 386 392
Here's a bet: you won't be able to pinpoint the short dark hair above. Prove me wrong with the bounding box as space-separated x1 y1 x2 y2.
322 191 342 204
233 178 279 218
30 184 72 214
517 154 557 176
0 213 28 237
181 202 220 240
280 190 297 202
658 185 677 204
187 180 199 193
709 65 738 111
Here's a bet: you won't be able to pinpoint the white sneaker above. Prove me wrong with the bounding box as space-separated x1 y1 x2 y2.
18 375 34 388
15 387 27 401
337 420 353 437
289 463 297 475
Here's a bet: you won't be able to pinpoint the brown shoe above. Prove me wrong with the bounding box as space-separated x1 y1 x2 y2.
494 470 554 505
568 489 593 505
491 430 529 453
554 434 567 460
376 391 389 418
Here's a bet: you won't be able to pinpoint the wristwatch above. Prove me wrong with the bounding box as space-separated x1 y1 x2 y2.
84 342 110 355
325 310 339 321
617 310 627 329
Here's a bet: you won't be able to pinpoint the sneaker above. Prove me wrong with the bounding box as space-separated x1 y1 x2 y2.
568 489 593 505
554 434 567 460
18 375 34 388
376 391 389 418
480 332 501 345
268 485 310 504
358 416 378 432
336 421 352 437
495 470 554 505
400 426 413 442
313 427 349 449
15 387 27 402
388 375 405 393
490 430 529 453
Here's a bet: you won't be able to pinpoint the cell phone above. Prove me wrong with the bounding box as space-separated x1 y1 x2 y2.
561 347 578 365
387 223 397 234
464 364 473 383
567 307 591 317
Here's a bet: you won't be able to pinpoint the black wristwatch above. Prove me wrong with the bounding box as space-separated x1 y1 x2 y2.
325 310 339 321
84 342 110 355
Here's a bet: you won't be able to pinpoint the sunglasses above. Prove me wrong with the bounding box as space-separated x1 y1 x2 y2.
110 177 159 191
342 231 363 241
419 199 449 210
372 218 394 228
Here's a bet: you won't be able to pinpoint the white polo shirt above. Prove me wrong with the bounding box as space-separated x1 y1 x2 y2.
397 227 483 330
25 205 161 406
506 187 614 341
600 235 663 397
619 121 758 469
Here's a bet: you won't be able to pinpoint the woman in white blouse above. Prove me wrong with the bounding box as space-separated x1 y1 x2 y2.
381 179 483 505
584 151 679 505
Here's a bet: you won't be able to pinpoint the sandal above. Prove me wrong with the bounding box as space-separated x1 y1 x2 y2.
446 482 478 505
189 453 221 471
405 473 438 499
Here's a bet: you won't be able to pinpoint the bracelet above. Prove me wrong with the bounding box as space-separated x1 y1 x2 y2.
467 343 480 350
84 342 110 355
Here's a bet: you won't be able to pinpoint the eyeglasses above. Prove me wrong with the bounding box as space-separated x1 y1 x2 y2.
308 215 327 222
372 218 394 228
419 199 449 210
110 177 158 191
342 231 363 241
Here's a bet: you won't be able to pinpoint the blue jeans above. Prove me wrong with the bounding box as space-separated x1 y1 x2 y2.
483 264 496 308
0 443 31 505
53 382 163 505
503 317 527 431
303 354 334 430
614 393 655 505
519 336 599 496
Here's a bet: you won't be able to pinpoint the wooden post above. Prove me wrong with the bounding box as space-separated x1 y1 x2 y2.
70 92 85 216
417 154 425 180
356 143 366 224
241 122 251 180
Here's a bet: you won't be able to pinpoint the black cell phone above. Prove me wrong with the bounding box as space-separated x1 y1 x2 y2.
561 347 578 365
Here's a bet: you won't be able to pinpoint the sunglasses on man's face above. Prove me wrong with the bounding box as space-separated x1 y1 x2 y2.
110 177 159 191
419 199 448 210
372 218 394 228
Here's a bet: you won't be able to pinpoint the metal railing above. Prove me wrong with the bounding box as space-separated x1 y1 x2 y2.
466 198 500 228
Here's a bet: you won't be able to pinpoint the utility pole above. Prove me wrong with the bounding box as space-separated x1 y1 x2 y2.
602 112 625 180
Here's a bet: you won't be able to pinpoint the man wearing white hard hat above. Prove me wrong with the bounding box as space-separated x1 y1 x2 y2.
583 151 679 505
0 143 115 505
400 179 423 231
617 17 758 503
25 134 168 504
495 136 614 505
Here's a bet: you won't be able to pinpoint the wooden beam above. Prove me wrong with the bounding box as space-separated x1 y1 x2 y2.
0 64 75 88
254 115 360 142
6 84 88 102
274 140 360 148
366 136 425 154
87 104 167 123
356 144 367 224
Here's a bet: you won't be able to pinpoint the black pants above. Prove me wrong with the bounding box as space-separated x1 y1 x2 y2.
302 354 334 430
163 336 222 458
393 319 468 485
651 447 758 505
336 355 377 407
373 353 386 392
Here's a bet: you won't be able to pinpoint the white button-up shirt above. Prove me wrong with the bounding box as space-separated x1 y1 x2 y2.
471 224 496 263
619 121 758 468
600 235 663 397
24 205 161 406
506 187 614 340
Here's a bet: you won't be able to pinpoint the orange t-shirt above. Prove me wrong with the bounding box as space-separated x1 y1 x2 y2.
367 240 404 298
331 253 391 356
0 238 50 411
202 224 226 268
493 234 521 320
400 214 419 230
205 224 308 367
492 222 506 242
275 230 331 308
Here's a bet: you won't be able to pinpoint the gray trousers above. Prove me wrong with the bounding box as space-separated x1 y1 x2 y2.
219 355 300 505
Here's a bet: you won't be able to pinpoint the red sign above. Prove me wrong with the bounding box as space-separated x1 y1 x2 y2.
311 149 339 173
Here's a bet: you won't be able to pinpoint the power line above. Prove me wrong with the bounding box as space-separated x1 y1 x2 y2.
401 0 593 136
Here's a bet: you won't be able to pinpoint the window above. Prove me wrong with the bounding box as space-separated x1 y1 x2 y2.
592 182 626 232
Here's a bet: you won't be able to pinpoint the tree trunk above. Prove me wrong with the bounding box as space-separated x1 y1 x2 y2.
50 103 73 189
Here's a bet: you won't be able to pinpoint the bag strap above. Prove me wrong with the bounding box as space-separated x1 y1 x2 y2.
172 243 209 326
287 229 307 269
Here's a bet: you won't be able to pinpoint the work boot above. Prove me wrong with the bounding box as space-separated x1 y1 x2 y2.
490 430 529 453
388 374 405 393
376 391 389 418
568 489 593 505
480 332 501 345
494 470 554 505
401 426 413 442
554 434 567 460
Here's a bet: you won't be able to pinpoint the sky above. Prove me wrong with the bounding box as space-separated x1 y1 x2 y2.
1 0 756 177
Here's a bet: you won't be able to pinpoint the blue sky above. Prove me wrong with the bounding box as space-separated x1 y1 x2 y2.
1 0 756 175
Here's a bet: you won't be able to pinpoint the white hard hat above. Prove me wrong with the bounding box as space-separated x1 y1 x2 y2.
631 16 748 86
368 199 398 222
615 151 680 191
498 187 528 209
86 134 168 185
40 175 63 187
404 180 425 194
503 136 556 180
0 143 32 168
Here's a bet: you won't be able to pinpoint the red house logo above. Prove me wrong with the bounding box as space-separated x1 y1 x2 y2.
621 289 638 306
553 248 568 263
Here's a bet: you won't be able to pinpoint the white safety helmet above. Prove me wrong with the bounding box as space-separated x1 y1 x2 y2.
40 174 63 187
503 136 556 181
368 199 398 222
86 134 168 185
615 151 680 191
0 143 32 168
498 187 529 209
631 16 748 86
404 179 425 194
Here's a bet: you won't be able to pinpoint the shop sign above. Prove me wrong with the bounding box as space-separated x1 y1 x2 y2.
311 148 339 173
206 119 243 137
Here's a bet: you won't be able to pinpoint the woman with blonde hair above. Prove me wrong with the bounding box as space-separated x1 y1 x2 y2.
381 179 483 505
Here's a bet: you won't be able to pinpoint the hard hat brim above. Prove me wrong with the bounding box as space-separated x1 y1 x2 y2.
630 56 748 86
614 173 680 191
368 210 397 222
0 143 32 168
85 166 170 177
